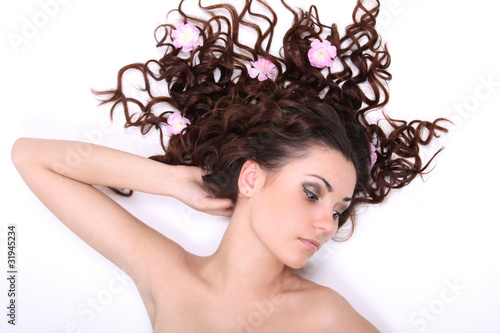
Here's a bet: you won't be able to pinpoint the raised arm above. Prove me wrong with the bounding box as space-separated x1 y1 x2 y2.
10 137 232 284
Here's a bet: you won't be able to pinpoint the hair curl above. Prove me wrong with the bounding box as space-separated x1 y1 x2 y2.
95 0 448 239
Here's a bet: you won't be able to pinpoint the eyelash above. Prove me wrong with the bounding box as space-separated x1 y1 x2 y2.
302 186 341 220
302 186 318 201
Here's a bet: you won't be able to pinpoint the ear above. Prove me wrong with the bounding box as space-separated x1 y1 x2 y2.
238 160 266 197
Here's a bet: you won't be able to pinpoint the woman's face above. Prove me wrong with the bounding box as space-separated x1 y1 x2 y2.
249 146 357 269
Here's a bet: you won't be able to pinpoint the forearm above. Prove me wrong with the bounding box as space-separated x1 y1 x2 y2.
11 138 177 196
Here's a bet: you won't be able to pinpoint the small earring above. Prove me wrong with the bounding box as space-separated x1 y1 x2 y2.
238 193 243 198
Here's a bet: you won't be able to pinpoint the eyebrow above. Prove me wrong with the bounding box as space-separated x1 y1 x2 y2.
307 174 352 202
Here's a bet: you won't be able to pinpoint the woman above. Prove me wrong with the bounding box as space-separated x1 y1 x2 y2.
11 0 447 331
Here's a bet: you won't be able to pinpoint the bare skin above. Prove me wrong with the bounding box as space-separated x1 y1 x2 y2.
11 138 379 332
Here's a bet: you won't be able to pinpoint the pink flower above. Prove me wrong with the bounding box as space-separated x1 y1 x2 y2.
166 113 191 135
308 39 337 68
249 59 276 81
369 142 377 168
172 23 200 52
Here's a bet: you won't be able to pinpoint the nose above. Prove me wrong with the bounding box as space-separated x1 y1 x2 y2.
313 205 338 235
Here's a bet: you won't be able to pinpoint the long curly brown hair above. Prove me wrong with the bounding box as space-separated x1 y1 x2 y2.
95 0 448 238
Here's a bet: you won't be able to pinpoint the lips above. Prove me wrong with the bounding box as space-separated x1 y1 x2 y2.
300 238 320 252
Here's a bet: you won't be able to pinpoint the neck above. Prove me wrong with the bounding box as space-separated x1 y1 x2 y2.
200 204 290 296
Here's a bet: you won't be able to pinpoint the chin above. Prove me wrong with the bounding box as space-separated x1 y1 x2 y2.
283 257 310 270
287 263 306 270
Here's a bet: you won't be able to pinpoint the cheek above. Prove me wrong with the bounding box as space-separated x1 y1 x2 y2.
252 194 290 239
325 226 338 241
257 185 299 227
251 187 307 248
250 192 314 269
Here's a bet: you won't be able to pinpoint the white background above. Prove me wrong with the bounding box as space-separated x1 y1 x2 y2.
1 0 499 332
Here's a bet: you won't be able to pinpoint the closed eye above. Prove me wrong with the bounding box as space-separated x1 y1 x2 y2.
302 186 318 201
303 185 343 221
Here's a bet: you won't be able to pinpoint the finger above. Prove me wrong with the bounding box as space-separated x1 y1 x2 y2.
206 207 234 217
200 197 233 211
198 197 233 216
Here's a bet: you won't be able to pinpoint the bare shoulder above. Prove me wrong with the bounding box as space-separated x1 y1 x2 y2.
133 230 194 324
138 231 193 285
305 282 380 333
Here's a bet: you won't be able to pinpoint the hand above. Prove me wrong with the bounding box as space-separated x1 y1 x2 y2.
170 165 234 217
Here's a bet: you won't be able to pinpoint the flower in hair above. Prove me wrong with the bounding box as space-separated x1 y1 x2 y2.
369 142 378 168
166 112 191 135
172 23 200 52
249 59 276 81
308 39 337 68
